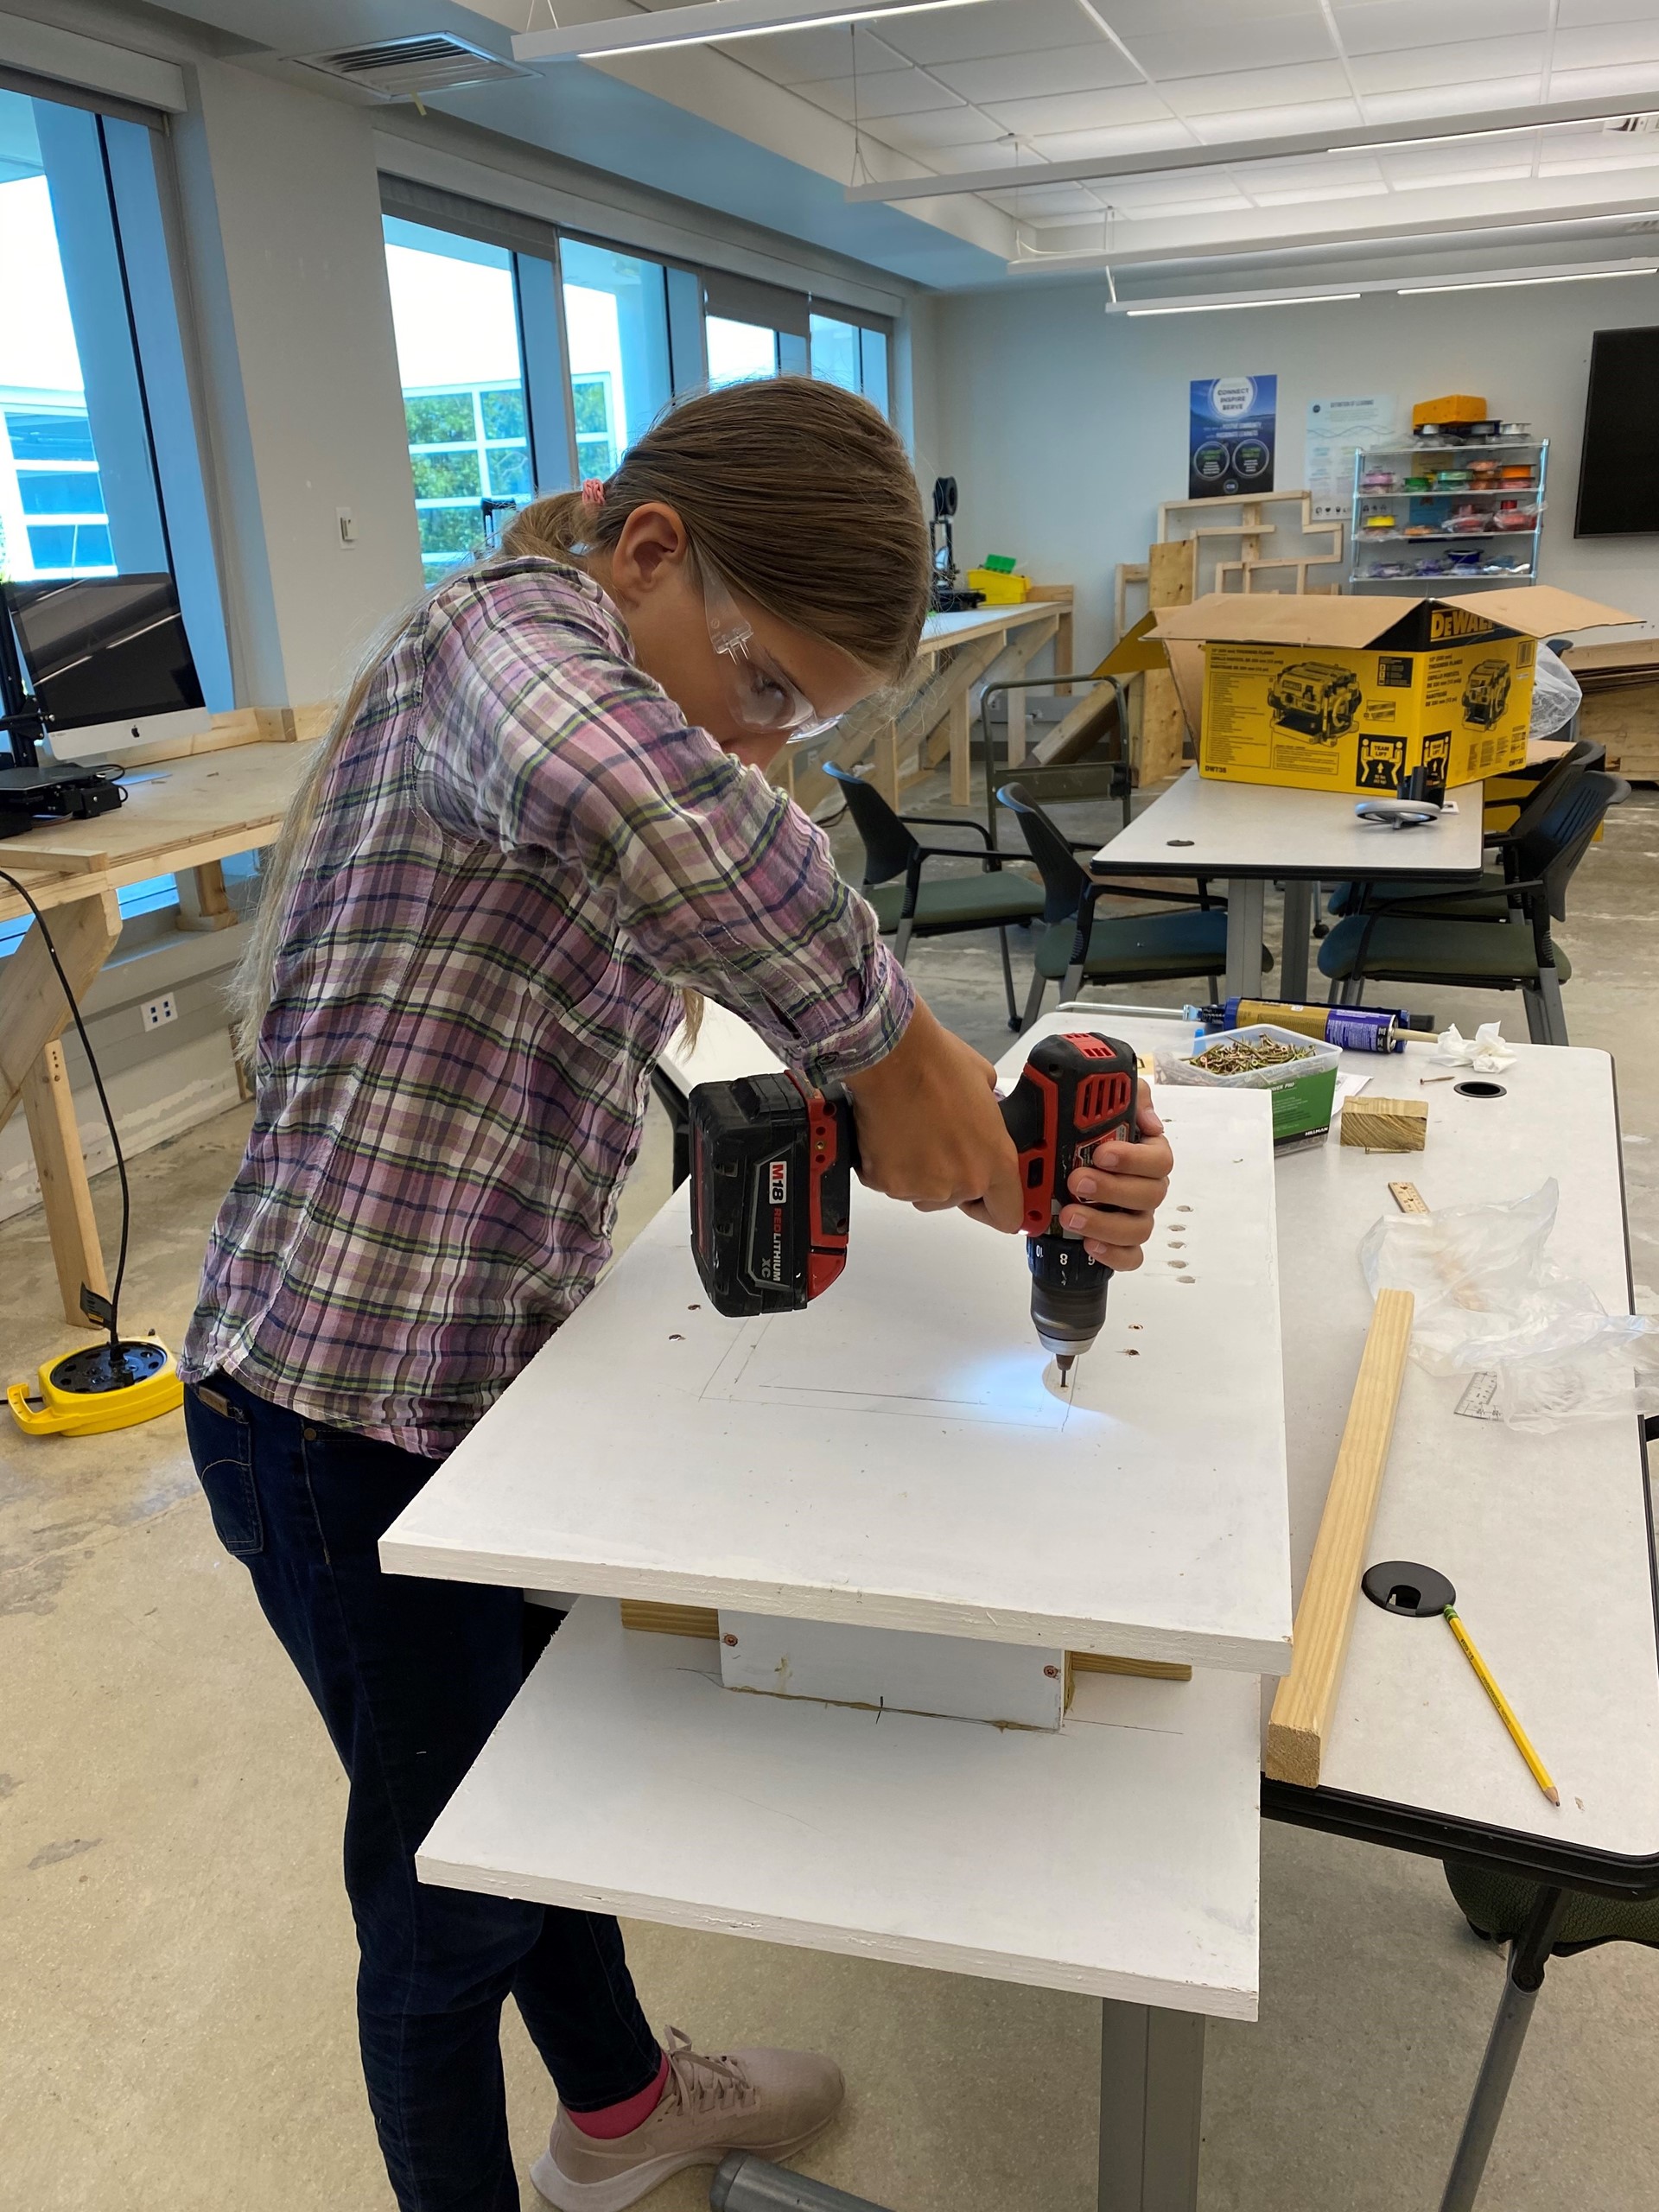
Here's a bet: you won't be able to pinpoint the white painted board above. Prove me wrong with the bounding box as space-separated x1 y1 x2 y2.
382 1085 1294 1676
1090 767 1484 882
717 1611 1065 1730
657 1002 779 1101
416 1598 1263 2019
1035 1012 1659 1864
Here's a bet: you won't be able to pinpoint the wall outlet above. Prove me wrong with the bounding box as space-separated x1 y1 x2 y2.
141 994 178 1032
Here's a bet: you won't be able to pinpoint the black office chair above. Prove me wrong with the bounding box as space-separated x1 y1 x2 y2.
1319 769 1628 1046
1325 739 1605 923
1000 783 1268 1029
824 763 1045 1028
979 674 1133 848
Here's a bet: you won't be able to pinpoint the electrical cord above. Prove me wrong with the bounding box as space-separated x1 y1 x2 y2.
0 863 130 1351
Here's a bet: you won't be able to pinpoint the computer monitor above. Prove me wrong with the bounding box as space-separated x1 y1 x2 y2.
3 573 210 760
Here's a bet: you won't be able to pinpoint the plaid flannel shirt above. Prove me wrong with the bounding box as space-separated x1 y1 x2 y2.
181 558 912 1455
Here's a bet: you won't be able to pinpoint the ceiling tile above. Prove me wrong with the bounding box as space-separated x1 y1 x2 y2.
864 108 1016 155
1249 177 1393 201
1360 74 1557 118
868 0 1098 67
1332 0 1553 54
1556 0 1659 23
791 69 968 123
1027 118 1210 160
718 23 913 86
1349 34 1547 92
1541 140 1659 172
1128 18 1342 77
1552 21 1659 67
1101 0 1333 31
1186 96 1368 136
927 42 1145 103
1510 56 1659 98
976 85 1191 137
1158 60 1358 115
983 181 1120 216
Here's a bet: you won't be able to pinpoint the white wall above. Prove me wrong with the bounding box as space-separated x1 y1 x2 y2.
170 60 424 708
927 279 1659 666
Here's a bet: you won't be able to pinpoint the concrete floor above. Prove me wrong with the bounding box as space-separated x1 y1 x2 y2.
4 784 1658 2211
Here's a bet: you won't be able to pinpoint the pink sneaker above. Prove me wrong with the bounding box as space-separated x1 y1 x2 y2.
531 2025 845 2212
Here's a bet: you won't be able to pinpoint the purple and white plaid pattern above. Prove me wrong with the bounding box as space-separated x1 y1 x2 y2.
182 559 912 1455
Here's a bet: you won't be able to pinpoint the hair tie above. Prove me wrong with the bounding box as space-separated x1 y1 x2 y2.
581 478 607 508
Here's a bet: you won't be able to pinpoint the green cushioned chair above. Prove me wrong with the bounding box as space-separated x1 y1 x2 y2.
824 763 1045 1029
1318 769 1626 1046
999 783 1270 1029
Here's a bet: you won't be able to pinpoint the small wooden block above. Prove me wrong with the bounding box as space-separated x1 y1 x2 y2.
1341 1096 1427 1154
1389 1180 1429 1214
1070 1652 1192 1682
617 1600 718 1640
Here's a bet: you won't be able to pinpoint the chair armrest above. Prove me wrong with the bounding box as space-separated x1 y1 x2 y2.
1363 875 1545 917
901 814 995 845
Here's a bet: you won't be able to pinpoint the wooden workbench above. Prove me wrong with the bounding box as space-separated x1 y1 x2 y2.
778 590 1075 815
0 714 321 1325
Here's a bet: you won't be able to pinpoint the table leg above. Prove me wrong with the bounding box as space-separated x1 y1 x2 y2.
22 1040 109 1328
949 690 974 808
1099 2000 1205 2212
1007 684 1027 767
1055 608 1075 695
1438 1887 1569 2212
1222 880 1267 1001
1279 880 1313 1001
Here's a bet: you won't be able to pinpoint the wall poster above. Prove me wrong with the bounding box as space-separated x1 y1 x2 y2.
1188 374 1277 499
1306 394 1398 521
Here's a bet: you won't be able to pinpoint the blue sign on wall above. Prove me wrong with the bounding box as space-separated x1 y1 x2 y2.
1188 374 1277 499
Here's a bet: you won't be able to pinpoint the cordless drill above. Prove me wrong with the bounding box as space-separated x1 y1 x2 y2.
687 1033 1141 1378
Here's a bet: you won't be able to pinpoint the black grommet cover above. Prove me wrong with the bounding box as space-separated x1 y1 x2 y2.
1453 1080 1507 1099
1361 1560 1457 1616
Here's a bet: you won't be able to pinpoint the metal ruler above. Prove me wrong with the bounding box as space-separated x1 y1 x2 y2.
1455 1371 1503 1421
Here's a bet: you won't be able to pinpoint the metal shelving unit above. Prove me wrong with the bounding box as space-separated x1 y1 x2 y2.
1349 434 1548 590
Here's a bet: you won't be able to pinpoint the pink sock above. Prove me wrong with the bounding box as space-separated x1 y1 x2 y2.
565 2052 669 2140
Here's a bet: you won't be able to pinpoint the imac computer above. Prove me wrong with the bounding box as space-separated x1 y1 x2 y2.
3 572 210 761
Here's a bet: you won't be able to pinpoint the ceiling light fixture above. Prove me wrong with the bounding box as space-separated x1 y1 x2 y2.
1397 267 1658 294
1124 292 1361 315
514 0 996 64
850 90 1659 205
1101 259 1657 315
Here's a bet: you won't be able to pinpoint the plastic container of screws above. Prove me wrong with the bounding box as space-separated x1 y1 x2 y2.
1157 1025 1340 1147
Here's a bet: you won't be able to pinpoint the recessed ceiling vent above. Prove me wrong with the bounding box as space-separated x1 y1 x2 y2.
1604 113 1659 134
298 35 530 99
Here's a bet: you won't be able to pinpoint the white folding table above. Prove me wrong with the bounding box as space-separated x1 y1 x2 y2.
1090 771 1485 1001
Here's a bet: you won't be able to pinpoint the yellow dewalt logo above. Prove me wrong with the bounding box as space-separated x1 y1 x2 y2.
1428 607 1495 642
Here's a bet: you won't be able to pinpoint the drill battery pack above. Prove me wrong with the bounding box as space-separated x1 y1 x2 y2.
688 1071 855 1316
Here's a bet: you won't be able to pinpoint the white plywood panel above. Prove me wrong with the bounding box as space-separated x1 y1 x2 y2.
717 1611 1066 1729
1091 767 1485 881
382 1086 1293 1676
417 1599 1263 2018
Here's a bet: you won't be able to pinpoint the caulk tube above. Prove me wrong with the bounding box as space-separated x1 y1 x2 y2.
1187 998 1429 1052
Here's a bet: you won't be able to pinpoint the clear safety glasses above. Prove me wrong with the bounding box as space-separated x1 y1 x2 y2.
696 552 838 741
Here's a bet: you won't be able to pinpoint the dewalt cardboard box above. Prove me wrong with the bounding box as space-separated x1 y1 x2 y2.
1150 587 1637 798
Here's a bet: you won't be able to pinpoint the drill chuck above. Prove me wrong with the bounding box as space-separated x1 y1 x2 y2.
1027 1229 1110 1361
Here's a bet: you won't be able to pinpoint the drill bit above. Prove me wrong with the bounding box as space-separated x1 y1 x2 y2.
1055 1354 1075 1387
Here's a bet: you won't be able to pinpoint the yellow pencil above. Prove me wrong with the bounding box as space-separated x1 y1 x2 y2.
1443 1605 1560 1807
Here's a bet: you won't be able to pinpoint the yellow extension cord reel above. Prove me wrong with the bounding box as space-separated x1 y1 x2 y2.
1 863 185 1441
9 1318 184 1439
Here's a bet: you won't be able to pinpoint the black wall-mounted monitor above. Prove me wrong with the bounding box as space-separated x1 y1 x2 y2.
1575 325 1659 537
3 572 209 758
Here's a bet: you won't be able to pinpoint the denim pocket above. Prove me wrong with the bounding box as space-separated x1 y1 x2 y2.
184 1384 263 1557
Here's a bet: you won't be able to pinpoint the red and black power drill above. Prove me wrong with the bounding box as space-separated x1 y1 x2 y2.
687 1033 1140 1377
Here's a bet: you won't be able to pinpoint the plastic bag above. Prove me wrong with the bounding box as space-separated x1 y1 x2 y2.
1529 643 1582 741
1358 1179 1659 1429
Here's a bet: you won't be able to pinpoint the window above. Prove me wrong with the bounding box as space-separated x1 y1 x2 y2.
561 239 672 477
0 84 229 707
384 219 534 583
810 312 889 412
707 316 780 385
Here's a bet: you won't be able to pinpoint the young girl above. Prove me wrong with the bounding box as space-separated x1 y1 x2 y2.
181 378 1173 2212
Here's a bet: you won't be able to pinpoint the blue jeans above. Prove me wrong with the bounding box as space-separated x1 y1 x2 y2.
185 1371 662 2212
